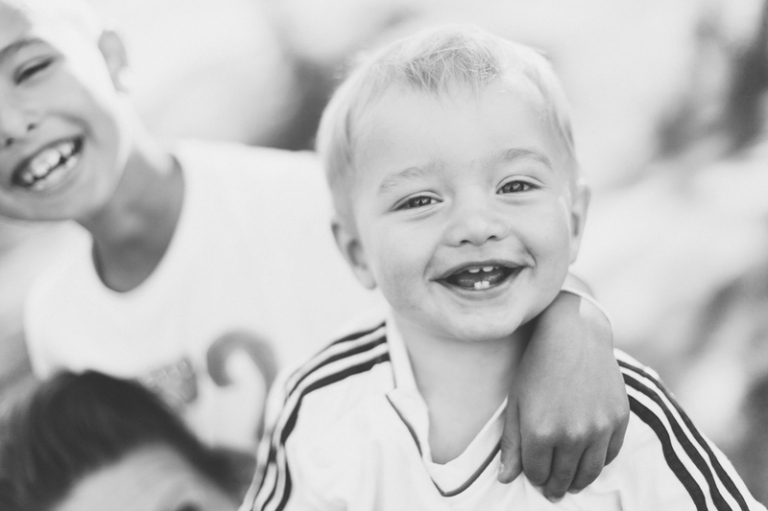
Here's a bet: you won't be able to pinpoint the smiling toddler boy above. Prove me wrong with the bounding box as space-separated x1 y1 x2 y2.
246 25 765 510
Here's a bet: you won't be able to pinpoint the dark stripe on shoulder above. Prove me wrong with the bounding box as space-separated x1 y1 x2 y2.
253 326 389 511
621 359 750 511
274 351 391 511
330 321 387 346
284 322 386 397
287 334 387 397
628 393 707 510
625 375 729 509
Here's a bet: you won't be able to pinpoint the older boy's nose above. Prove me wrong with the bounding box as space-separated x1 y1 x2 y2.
0 101 38 148
445 197 509 246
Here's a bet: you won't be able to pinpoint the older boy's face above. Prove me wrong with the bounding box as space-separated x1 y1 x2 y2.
0 2 127 221
346 82 587 343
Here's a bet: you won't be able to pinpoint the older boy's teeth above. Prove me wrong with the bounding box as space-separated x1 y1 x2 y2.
45 150 60 168
31 153 56 177
18 140 80 188
19 171 35 185
60 141 75 157
30 164 67 190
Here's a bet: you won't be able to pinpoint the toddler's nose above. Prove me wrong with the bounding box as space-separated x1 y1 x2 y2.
444 195 509 246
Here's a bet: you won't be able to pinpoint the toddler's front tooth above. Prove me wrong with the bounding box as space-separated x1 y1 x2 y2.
468 268 480 273
474 281 483 290
482 266 494 272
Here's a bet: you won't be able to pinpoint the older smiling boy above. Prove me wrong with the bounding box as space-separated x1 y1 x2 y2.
246 26 765 510
1 0 627 498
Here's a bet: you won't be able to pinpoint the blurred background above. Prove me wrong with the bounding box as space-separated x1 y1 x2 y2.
1 0 766 500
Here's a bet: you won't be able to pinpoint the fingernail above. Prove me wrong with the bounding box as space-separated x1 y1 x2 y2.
498 463 509 481
547 495 563 503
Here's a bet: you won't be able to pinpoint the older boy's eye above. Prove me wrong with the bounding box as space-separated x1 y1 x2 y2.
499 180 532 194
15 58 54 84
397 195 438 210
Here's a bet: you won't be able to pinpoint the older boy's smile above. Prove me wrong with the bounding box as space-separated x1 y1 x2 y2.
13 136 82 191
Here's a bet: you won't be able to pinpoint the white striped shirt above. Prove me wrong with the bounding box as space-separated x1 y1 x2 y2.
242 314 765 511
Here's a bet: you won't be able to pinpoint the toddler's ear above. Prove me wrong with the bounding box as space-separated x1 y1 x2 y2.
331 217 377 290
568 183 590 264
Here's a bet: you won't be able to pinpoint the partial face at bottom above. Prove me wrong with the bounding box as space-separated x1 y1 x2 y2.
337 81 587 344
53 445 239 511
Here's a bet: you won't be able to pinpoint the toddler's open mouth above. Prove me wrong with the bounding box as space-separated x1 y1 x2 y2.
442 263 519 291
13 137 83 191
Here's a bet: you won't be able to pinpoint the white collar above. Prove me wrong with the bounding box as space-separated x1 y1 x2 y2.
384 310 506 493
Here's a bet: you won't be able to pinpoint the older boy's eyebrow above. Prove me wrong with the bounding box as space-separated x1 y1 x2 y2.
0 37 46 66
498 148 553 169
378 162 441 194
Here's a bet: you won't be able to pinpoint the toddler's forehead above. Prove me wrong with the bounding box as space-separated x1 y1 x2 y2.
355 77 549 151
351 79 575 186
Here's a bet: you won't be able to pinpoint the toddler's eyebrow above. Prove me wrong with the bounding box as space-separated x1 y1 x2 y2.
0 37 46 66
497 148 553 169
378 161 442 194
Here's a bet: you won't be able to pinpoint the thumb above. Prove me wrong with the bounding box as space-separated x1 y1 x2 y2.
498 397 523 483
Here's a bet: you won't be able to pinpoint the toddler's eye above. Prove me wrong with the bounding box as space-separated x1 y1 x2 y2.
397 195 438 210
15 58 54 84
499 180 532 194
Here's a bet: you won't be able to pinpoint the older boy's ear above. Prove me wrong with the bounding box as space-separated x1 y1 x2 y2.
568 184 590 264
331 217 377 290
98 30 132 92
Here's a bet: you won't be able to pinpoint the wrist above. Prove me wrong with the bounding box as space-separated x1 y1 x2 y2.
559 286 613 333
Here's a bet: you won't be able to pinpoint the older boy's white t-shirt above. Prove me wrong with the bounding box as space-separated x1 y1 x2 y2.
24 140 381 451
246 311 765 511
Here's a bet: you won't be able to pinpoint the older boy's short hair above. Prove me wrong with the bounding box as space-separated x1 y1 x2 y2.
0 371 250 511
316 25 579 222
3 0 103 40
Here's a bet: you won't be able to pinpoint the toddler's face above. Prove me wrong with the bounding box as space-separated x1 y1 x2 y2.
0 2 128 221
340 81 587 344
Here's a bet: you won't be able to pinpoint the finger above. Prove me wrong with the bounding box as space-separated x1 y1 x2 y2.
521 436 554 487
604 417 629 466
568 439 610 493
542 447 582 500
498 399 523 483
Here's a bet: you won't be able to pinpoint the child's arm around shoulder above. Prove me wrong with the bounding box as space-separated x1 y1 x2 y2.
500 273 630 500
